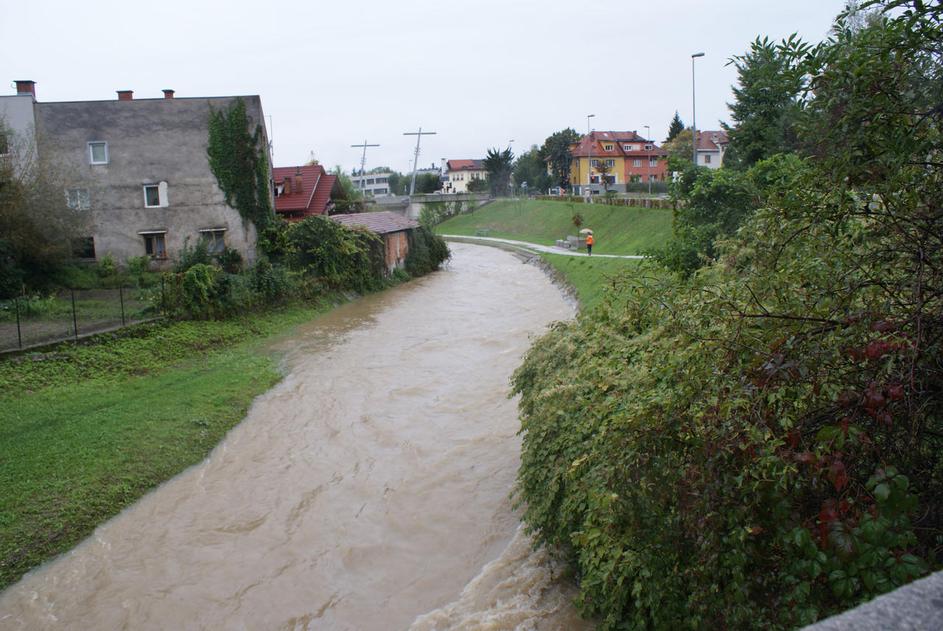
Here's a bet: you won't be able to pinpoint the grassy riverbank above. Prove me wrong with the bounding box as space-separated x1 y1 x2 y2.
436 199 672 255
540 255 642 310
0 303 332 590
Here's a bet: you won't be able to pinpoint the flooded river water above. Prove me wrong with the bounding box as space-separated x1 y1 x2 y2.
0 243 591 630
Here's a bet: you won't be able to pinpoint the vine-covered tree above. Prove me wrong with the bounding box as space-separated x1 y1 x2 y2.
207 98 274 232
483 147 514 196
666 111 685 142
538 128 580 189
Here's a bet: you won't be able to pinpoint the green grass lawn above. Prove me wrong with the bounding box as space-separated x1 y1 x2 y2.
540 255 644 310
0 304 331 590
436 198 673 255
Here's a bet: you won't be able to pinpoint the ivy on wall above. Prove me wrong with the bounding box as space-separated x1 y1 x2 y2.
207 98 273 232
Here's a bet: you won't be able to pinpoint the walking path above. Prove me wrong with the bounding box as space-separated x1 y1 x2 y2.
439 234 646 259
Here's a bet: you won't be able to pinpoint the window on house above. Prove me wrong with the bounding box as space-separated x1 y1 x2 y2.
603 144 613 151
623 144 631 151
70 237 95 259
65 188 91 210
603 175 615 184
88 141 108 164
644 144 653 151
0 132 8 156
605 159 615 167
633 158 641 167
590 175 600 184
649 157 658 167
591 159 599 167
144 183 170 208
704 154 712 164
631 175 641 183
141 232 167 259
199 228 226 254
649 175 658 182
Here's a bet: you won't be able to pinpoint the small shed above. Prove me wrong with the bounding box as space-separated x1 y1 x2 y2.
330 211 419 274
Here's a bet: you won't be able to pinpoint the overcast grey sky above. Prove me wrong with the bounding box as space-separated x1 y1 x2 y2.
3 0 846 173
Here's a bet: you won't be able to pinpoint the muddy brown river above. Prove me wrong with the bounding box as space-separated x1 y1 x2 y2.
0 243 592 630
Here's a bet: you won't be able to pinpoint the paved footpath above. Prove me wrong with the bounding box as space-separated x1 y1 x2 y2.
439 235 646 259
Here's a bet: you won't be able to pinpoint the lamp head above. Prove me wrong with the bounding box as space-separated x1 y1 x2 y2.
692 52 705 58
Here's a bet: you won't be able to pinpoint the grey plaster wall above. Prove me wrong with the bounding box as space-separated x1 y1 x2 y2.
35 95 271 267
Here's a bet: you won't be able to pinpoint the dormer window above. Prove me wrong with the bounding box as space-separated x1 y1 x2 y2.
644 144 653 151
623 144 631 151
603 144 613 151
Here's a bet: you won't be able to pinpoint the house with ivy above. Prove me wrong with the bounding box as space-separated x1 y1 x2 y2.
1 80 273 267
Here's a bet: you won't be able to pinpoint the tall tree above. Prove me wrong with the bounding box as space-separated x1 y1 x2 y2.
667 111 685 142
483 147 514 196
538 128 581 190
723 35 810 169
512 146 552 194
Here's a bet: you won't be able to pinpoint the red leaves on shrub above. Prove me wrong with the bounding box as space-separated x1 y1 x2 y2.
829 459 850 492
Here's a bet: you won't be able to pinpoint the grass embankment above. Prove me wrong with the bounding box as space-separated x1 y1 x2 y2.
438 199 666 309
435 198 672 255
0 303 329 590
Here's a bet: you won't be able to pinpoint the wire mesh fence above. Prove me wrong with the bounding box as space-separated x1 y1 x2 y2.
0 286 160 353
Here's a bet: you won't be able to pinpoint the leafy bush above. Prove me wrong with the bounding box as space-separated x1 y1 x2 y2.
405 226 450 277
514 4 943 628
216 247 243 274
250 258 296 304
286 216 385 292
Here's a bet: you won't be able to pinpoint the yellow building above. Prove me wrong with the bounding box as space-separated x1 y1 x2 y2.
568 131 668 194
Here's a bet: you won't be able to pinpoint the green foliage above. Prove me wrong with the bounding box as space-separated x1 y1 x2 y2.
724 35 810 169
539 128 581 189
330 166 365 213
412 172 444 195
466 177 489 193
513 145 553 193
484 147 515 197
207 98 274 232
404 226 450 277
667 111 685 142
286 216 385 293
216 247 244 274
175 238 213 272
571 212 583 229
515 3 942 627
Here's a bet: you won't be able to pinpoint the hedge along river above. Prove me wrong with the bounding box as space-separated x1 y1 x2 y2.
0 242 592 631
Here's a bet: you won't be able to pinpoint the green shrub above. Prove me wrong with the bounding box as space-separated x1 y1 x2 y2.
216 247 243 274
250 258 295 304
286 216 385 292
175 239 212 273
405 226 450 277
180 263 218 319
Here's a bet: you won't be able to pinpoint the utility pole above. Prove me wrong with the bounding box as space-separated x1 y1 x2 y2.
403 127 437 196
691 52 705 166
350 139 380 196
586 114 595 197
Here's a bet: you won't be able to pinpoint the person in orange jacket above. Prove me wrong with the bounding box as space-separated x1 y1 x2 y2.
586 233 594 256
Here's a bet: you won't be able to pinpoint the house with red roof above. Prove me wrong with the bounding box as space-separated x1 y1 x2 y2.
694 130 729 169
443 159 486 193
568 131 668 194
272 164 337 221
330 211 419 274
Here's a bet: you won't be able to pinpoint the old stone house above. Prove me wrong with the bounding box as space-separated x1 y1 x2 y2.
0 80 271 267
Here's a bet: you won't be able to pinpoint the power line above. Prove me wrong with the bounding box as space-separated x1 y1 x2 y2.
403 127 437 196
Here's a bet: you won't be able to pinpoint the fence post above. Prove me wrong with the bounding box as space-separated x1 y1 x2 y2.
119 286 126 326
71 289 79 342
15 296 22 349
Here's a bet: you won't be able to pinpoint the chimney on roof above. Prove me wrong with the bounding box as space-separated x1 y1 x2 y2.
117 90 133 101
162 89 175 99
293 173 303 194
15 80 35 98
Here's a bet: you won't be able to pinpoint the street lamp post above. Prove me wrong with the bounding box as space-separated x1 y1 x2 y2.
691 52 705 166
586 114 595 197
643 124 651 196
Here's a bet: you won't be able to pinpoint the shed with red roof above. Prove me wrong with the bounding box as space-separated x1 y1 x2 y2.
330 211 419 274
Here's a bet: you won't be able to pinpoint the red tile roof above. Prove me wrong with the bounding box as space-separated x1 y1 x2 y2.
330 211 419 235
272 165 335 218
695 130 729 152
446 159 485 171
569 131 667 158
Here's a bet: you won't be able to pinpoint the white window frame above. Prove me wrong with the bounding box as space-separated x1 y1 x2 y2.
605 159 615 168
65 188 91 210
88 141 108 165
143 182 169 208
704 154 712 164
603 144 613 151
623 144 631 151
591 159 599 167
633 158 641 167
649 157 658 167
644 144 653 151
